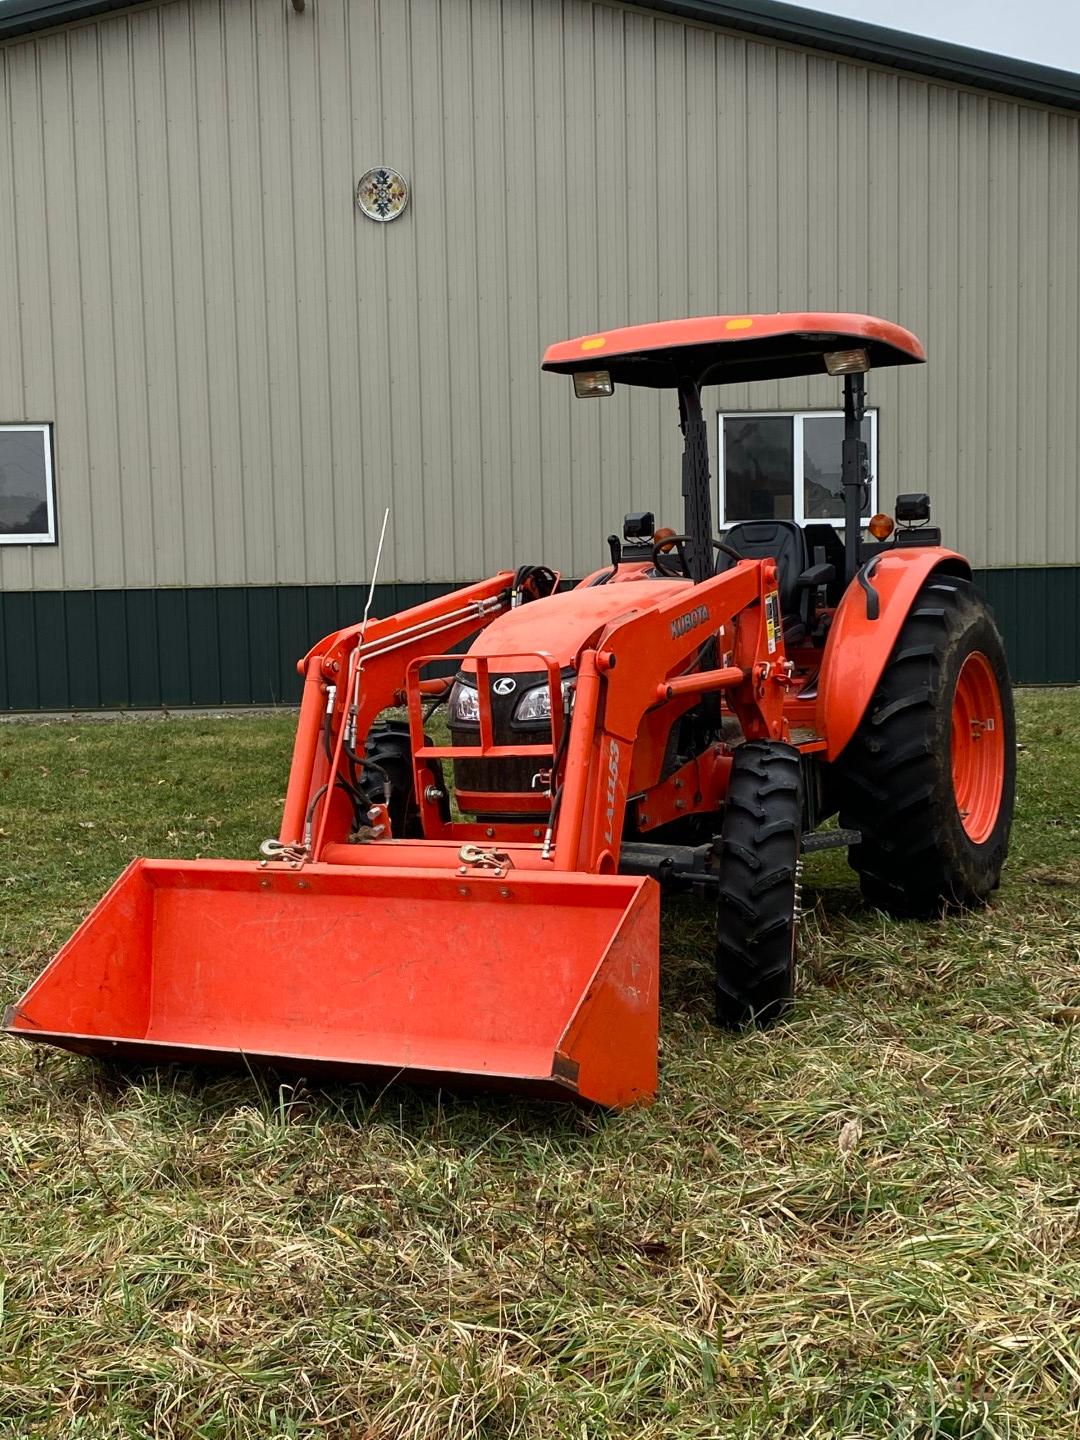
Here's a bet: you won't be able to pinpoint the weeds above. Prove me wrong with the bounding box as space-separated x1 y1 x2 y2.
0 692 1077 1438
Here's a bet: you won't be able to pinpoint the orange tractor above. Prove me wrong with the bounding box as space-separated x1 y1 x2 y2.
5 314 1015 1106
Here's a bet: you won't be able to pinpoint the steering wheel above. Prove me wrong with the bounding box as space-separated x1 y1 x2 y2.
650 534 745 578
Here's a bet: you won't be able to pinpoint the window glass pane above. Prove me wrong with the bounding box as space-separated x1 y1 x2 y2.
0 428 52 539
723 415 794 521
802 415 873 519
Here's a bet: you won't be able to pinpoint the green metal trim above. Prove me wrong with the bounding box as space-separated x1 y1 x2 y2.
0 582 456 711
0 568 1076 711
2 0 1079 113
973 568 1080 690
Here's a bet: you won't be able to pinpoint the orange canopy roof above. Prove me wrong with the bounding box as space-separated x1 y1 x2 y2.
542 312 925 388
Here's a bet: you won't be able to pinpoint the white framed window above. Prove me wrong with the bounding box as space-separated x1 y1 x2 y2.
717 409 877 528
0 424 56 545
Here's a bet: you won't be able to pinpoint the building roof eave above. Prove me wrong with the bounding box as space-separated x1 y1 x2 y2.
629 0 1080 113
1 0 1078 114
0 0 137 41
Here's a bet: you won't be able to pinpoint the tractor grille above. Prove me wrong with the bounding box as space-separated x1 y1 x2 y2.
452 669 550 801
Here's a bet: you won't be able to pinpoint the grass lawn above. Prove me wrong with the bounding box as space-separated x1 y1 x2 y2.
1 692 1078 1439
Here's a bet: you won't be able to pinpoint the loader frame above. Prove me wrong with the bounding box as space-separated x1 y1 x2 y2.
282 555 789 876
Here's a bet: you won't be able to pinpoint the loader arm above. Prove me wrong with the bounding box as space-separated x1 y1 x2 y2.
280 574 515 851
553 558 789 873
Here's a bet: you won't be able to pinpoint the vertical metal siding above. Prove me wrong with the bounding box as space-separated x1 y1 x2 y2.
0 0 1078 595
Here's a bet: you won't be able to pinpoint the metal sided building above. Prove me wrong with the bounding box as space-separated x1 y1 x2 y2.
0 0 1078 709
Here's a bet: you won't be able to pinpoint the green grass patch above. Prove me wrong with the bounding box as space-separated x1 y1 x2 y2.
1 693 1078 1438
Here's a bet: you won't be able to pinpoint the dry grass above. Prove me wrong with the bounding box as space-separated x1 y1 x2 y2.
1 692 1078 1439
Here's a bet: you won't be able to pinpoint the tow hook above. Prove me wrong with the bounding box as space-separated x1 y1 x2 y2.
258 838 309 870
457 843 514 879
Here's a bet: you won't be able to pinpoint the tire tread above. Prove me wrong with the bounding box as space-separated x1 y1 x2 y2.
833 576 1015 917
714 741 802 1029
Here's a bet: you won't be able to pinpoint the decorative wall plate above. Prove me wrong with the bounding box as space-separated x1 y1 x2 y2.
356 167 409 222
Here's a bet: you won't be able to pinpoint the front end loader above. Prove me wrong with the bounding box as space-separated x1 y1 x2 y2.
5 313 1016 1106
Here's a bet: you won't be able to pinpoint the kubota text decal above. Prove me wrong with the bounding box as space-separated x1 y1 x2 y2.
670 605 710 640
604 738 621 846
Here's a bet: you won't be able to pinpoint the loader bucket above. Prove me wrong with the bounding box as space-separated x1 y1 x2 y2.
4 859 659 1107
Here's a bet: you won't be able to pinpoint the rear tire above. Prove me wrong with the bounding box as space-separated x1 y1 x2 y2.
361 721 449 839
713 741 802 1029
833 575 1015 918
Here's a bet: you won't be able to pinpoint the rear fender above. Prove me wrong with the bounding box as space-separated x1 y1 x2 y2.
816 548 971 761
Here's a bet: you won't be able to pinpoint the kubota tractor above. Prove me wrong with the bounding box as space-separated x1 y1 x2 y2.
5 314 1015 1107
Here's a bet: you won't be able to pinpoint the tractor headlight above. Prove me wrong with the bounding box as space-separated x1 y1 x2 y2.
572 369 613 398
824 347 869 375
449 678 480 725
514 679 575 725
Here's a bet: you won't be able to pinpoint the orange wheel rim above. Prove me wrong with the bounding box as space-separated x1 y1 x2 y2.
950 651 1005 843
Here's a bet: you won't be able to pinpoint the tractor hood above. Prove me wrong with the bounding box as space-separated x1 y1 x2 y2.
461 575 692 673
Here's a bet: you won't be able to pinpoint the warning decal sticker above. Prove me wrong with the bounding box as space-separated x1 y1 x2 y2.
765 591 780 654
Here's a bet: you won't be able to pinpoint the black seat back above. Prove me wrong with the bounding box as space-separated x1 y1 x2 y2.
716 519 809 618
802 523 847 607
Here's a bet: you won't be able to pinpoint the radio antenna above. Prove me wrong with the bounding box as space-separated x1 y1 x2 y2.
360 507 391 641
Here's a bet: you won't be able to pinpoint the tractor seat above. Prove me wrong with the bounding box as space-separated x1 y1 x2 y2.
716 519 834 644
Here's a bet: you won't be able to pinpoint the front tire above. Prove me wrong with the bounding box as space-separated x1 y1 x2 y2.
833 575 1015 918
361 721 449 839
713 741 802 1029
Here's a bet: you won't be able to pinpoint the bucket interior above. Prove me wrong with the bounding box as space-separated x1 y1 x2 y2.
6 859 657 1101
